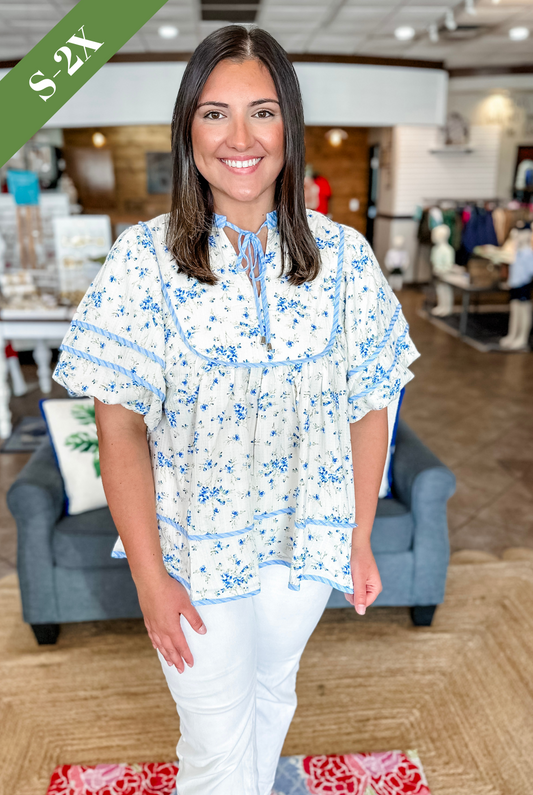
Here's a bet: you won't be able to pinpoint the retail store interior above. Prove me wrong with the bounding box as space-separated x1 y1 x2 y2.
1 1 533 793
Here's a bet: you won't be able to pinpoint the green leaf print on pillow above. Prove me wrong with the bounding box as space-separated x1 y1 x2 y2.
65 403 100 477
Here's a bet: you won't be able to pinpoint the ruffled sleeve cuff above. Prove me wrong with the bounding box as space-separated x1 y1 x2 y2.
343 228 420 423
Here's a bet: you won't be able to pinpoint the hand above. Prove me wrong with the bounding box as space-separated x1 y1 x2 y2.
345 539 382 615
137 575 206 673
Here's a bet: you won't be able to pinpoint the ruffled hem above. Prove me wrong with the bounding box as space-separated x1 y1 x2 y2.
111 511 355 604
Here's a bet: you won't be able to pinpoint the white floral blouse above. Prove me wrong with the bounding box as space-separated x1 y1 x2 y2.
53 209 420 605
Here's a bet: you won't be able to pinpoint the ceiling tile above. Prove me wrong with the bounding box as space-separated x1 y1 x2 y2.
307 33 366 53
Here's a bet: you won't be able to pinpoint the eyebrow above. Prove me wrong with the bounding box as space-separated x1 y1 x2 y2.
197 98 280 109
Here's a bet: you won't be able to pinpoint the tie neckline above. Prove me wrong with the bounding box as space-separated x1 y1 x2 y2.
212 212 277 351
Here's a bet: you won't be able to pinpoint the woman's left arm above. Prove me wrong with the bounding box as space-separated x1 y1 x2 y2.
347 407 388 615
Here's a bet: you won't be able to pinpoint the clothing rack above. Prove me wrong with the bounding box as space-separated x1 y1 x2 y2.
414 199 503 283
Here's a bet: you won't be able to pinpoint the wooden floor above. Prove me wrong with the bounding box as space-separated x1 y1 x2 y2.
399 289 533 556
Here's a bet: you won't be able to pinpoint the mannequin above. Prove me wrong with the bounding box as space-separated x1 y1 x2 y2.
304 166 319 211
500 225 533 351
384 235 409 291
430 224 457 316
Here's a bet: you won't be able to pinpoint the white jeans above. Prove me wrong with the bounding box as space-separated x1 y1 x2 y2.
158 564 333 795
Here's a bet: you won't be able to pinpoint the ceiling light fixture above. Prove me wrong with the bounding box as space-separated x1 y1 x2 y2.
492 0 500 4
394 25 415 41
465 0 476 15
158 24 179 39
444 9 457 31
509 26 529 41
428 23 439 43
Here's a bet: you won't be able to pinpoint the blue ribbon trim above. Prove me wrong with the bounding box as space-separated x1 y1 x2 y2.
71 319 165 369
347 325 410 402
59 344 165 402
140 220 345 369
346 304 401 379
156 508 354 542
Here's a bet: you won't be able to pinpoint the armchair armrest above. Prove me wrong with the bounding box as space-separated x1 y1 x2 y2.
6 439 66 624
393 420 456 605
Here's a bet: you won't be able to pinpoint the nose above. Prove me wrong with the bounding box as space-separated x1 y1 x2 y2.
225 113 254 152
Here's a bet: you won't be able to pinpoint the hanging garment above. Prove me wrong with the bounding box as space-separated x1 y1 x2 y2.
428 207 443 229
515 160 533 191
313 175 332 215
461 208 499 253
508 247 533 289
417 210 432 245
492 207 507 246
52 209 420 605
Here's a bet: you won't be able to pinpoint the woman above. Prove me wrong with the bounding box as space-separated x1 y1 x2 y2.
53 25 419 795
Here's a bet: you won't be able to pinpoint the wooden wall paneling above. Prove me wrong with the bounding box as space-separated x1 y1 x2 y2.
304 126 369 233
62 146 116 210
62 125 370 234
62 126 172 227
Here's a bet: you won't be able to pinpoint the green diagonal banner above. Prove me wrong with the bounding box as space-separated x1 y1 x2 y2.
0 0 170 166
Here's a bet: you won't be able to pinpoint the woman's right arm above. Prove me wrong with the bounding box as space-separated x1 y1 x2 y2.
94 399 206 672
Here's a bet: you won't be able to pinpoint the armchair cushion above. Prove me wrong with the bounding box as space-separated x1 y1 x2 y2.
371 498 414 553
52 508 123 569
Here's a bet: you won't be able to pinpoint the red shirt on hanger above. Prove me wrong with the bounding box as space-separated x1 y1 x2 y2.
313 175 332 216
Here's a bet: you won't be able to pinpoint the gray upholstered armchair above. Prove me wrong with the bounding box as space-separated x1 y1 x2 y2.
7 419 455 644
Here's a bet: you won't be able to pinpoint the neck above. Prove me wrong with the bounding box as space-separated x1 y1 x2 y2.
211 187 276 233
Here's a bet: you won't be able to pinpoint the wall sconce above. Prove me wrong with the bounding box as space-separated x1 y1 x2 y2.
325 129 348 147
92 132 106 148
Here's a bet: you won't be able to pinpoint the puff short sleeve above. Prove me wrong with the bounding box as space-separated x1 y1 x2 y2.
343 229 420 423
53 225 166 431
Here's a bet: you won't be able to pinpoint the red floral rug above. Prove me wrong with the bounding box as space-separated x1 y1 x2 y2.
46 751 431 794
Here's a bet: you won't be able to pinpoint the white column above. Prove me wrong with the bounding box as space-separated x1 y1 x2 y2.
34 340 53 394
0 336 12 440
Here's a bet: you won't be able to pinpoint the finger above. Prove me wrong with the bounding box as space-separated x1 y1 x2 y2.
167 626 195 669
354 582 368 615
344 592 355 605
161 646 185 674
182 604 207 636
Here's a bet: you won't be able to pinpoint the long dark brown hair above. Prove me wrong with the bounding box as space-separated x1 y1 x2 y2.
165 25 320 285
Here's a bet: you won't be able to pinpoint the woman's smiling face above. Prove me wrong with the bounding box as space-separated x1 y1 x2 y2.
191 58 284 211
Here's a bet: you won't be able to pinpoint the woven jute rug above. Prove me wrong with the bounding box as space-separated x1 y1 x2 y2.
1 550 533 795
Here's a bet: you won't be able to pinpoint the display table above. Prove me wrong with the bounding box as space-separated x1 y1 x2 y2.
437 274 506 336
0 307 75 439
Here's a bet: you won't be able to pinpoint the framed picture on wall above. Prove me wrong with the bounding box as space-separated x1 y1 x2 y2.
513 146 533 200
146 152 172 194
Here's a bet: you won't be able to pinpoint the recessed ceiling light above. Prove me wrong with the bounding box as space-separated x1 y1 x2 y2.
158 25 179 39
492 0 500 4
509 26 529 41
444 9 457 31
395 26 415 41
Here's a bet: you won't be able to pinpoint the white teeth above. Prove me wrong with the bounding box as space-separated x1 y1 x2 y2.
221 158 261 169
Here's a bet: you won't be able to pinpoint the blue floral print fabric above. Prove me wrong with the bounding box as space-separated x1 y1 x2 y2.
53 209 420 605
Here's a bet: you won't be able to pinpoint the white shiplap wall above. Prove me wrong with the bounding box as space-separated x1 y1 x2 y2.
393 125 501 215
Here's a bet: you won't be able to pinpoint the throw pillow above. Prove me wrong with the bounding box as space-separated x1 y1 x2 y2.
378 388 405 499
40 397 106 515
